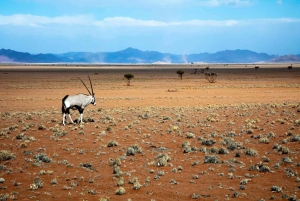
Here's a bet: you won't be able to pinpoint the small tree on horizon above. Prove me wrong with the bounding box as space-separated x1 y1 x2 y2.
205 72 217 83
124 74 134 86
176 70 184 80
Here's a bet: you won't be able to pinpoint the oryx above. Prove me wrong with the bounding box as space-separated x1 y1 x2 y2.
62 76 96 125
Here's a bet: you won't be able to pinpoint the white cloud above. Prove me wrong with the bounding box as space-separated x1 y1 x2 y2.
276 18 300 23
0 14 93 26
93 17 239 27
256 18 300 23
0 14 241 27
93 17 167 27
1 14 299 28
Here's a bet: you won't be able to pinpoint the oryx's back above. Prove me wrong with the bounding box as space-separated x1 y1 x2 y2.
63 94 91 108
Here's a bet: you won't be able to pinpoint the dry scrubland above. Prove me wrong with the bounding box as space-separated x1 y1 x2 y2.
0 64 300 200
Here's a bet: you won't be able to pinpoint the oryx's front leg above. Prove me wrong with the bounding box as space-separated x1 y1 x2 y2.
80 113 83 124
79 108 84 124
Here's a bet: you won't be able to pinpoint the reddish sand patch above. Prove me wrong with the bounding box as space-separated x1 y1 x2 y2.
0 64 299 200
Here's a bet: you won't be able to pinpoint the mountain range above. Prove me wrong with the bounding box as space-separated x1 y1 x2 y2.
1 48 300 64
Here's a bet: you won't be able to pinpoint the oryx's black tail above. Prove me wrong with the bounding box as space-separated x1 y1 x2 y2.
62 95 69 114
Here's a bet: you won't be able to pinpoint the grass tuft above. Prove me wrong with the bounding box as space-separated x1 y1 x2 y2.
204 155 220 164
0 150 14 162
115 187 126 195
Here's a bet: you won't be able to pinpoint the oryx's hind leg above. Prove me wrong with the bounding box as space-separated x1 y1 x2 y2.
67 108 75 124
62 108 75 126
68 114 75 124
62 113 66 126
62 95 70 126
62 107 68 126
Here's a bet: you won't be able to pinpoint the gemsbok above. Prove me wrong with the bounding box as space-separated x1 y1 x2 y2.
62 76 96 125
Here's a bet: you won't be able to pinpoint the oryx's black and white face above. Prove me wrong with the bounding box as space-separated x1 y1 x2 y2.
91 94 96 106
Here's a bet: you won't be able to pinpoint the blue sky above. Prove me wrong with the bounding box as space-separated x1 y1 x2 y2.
0 0 300 55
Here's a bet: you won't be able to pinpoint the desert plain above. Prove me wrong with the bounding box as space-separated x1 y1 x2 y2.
0 63 300 200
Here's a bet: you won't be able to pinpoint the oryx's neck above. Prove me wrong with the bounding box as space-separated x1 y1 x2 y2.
78 94 93 107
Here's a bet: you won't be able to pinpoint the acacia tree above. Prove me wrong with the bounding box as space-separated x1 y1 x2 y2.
176 70 184 80
205 72 217 83
124 74 134 86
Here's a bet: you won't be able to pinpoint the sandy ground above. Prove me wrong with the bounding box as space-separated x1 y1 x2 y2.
0 64 299 200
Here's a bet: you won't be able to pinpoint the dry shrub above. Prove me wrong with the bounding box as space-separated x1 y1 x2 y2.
167 88 178 92
0 150 14 162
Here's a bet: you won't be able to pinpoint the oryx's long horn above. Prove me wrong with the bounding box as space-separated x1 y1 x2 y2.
88 76 94 95
78 77 92 95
